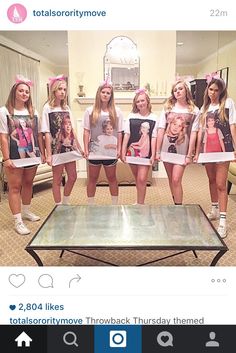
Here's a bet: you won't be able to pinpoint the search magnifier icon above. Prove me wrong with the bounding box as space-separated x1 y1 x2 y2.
63 331 78 347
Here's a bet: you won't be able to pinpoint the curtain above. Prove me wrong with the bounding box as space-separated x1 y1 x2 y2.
0 44 40 109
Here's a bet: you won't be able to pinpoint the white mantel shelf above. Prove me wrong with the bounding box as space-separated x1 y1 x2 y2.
75 96 167 105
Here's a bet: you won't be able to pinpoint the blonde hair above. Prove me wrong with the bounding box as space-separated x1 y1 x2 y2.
200 78 227 125
47 79 68 110
132 91 152 113
90 84 117 128
5 82 35 119
165 80 195 113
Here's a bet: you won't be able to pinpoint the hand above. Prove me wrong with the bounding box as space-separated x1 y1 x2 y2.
3 159 15 169
155 151 161 161
185 155 192 165
46 155 52 166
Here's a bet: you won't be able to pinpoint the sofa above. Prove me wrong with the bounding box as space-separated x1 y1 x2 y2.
227 162 236 194
94 160 153 186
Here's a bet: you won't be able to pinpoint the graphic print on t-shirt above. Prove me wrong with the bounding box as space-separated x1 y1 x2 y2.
126 118 156 165
48 111 82 166
7 114 40 167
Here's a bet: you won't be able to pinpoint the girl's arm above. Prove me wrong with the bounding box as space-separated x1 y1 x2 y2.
185 131 197 164
38 132 46 163
116 132 122 158
121 133 130 162
155 128 165 160
150 136 157 165
193 128 203 162
83 128 90 159
0 133 15 168
73 132 84 156
230 124 236 159
44 132 52 166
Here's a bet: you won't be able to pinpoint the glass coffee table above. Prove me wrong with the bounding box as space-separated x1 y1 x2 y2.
25 204 228 266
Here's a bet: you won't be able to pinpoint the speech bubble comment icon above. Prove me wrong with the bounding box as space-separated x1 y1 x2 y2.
157 331 174 347
38 274 54 288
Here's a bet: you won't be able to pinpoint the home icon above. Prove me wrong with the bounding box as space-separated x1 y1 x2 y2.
15 331 33 347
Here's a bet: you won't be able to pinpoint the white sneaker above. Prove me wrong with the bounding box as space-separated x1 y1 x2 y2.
14 222 30 235
207 210 220 221
22 211 40 222
217 225 227 239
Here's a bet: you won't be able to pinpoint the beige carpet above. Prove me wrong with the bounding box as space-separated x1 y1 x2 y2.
0 164 235 266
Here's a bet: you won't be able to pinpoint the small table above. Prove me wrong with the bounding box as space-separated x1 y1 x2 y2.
25 204 228 266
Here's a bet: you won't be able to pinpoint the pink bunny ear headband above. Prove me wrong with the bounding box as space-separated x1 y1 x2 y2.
15 74 33 87
48 74 66 87
175 75 193 89
135 88 148 95
100 75 112 87
205 72 221 84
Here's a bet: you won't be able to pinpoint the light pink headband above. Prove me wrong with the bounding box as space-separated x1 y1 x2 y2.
15 74 33 87
100 75 112 87
135 88 147 95
205 72 221 84
48 74 66 87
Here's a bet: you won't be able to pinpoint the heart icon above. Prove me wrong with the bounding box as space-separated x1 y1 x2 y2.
9 274 26 288
9 305 16 310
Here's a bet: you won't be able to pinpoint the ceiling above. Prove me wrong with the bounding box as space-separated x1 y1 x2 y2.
1 31 236 67
0 31 68 66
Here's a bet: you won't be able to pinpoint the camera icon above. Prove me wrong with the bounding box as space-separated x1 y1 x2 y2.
109 330 127 348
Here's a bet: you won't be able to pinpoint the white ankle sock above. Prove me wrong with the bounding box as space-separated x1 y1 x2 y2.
13 213 22 224
88 197 95 205
111 196 118 205
219 212 226 227
63 195 70 205
22 204 30 214
211 202 219 212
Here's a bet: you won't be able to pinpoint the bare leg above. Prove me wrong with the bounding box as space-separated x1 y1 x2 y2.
21 166 37 205
135 165 150 204
4 167 23 215
215 162 229 212
104 164 118 196
205 163 218 202
163 162 174 201
64 161 77 197
171 164 185 204
52 164 65 203
87 164 102 197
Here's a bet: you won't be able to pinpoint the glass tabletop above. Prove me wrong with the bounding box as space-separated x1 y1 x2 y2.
27 204 226 249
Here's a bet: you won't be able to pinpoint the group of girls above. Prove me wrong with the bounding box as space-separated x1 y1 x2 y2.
0 74 235 239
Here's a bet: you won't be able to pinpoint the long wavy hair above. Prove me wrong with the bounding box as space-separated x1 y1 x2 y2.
90 84 117 128
164 80 195 113
200 78 228 125
5 82 34 119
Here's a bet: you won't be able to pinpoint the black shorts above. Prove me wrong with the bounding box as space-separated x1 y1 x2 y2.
88 159 117 166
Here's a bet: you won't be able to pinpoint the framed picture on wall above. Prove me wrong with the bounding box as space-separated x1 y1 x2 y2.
217 67 229 87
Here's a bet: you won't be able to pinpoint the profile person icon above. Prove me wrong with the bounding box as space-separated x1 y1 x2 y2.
205 331 220 347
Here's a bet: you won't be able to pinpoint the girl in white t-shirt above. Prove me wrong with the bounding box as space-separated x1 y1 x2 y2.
40 75 83 205
83 80 123 205
156 80 199 205
0 77 41 235
121 89 158 204
194 77 236 238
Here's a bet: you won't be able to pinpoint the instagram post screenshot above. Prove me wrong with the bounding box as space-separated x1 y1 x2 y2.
0 0 236 351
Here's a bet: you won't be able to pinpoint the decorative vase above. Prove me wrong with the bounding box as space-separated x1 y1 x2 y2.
78 85 85 97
